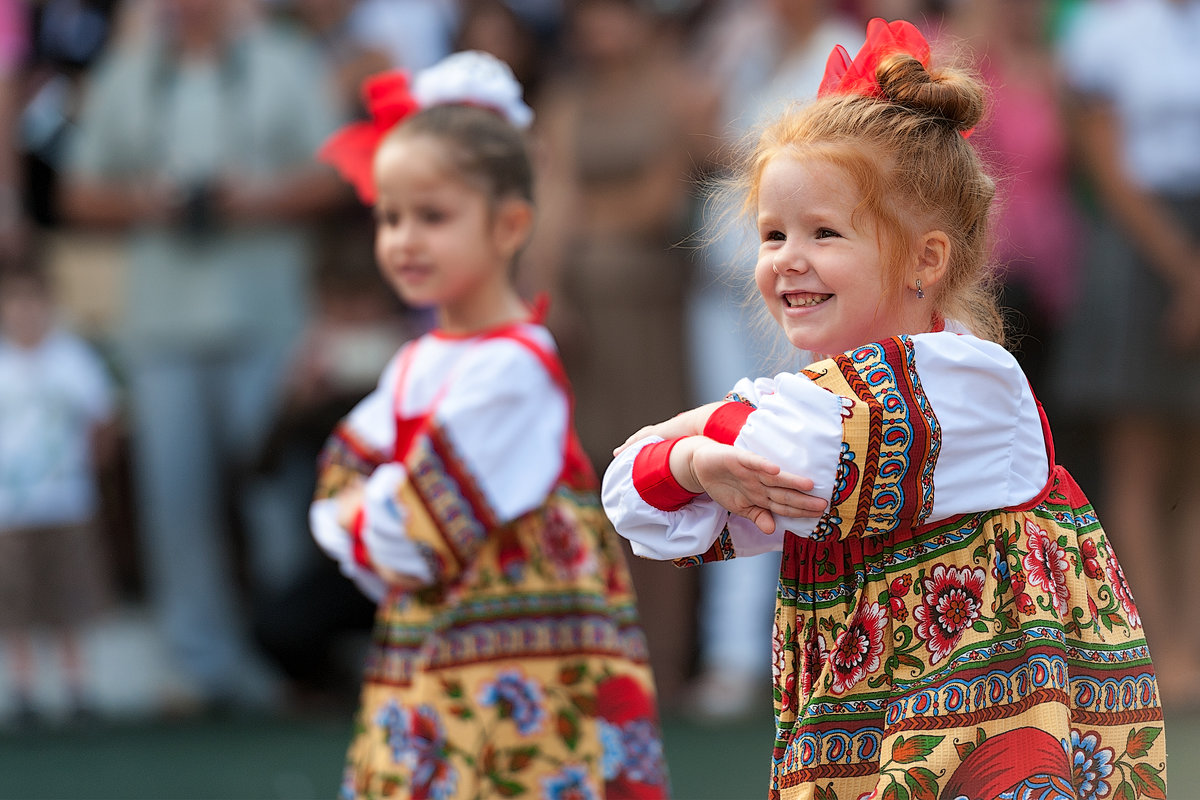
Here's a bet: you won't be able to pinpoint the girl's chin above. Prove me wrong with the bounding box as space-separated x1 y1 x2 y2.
785 334 845 360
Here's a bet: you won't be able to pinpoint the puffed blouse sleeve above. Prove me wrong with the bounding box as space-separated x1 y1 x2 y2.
601 333 1047 564
309 350 402 601
309 349 406 601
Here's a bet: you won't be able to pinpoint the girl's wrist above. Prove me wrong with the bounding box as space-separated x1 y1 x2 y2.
669 436 705 494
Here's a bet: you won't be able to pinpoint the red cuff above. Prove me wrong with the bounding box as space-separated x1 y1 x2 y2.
632 437 701 511
349 506 372 570
703 401 753 444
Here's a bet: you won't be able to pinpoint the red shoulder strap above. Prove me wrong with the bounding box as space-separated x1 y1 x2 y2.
479 327 598 489
391 340 436 462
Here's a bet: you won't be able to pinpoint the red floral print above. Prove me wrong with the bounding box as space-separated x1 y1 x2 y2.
914 564 986 664
829 602 888 695
1023 520 1071 617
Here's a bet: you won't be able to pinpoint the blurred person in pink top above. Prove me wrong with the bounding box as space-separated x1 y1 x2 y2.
0 0 28 260
967 0 1084 390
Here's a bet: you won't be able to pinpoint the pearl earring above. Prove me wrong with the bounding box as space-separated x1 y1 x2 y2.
916 278 925 300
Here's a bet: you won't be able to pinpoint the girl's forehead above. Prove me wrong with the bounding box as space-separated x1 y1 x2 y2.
766 149 853 180
374 136 469 190
376 133 454 170
759 154 859 204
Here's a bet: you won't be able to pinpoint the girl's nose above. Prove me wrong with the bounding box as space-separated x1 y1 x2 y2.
388 221 418 251
772 248 807 274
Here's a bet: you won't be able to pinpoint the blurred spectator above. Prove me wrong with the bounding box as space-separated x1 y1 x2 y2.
56 0 345 713
529 0 717 708
339 0 454 71
681 0 861 722
0 0 29 257
18 0 119 227
0 259 118 726
1054 0 1200 707
966 0 1083 394
273 0 391 115
453 0 552 104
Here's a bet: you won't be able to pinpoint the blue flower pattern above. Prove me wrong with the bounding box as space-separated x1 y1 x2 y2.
542 764 598 800
1065 730 1115 800
478 670 546 735
598 717 667 787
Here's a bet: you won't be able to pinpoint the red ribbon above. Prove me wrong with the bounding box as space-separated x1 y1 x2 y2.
317 70 420 205
818 17 931 99
818 18 971 137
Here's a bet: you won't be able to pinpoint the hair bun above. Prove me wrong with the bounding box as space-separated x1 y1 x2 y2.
875 53 983 133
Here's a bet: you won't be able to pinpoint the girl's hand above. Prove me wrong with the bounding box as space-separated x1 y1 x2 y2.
335 477 366 531
675 437 827 534
374 565 429 592
613 402 725 457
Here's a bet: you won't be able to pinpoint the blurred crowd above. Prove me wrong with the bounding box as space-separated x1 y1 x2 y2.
2 0 1200 730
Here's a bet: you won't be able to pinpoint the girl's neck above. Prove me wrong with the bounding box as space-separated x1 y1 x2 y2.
436 289 531 337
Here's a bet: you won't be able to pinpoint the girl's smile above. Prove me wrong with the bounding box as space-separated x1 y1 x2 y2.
781 291 833 309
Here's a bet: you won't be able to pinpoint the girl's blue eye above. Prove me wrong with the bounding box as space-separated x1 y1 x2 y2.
816 228 839 239
765 230 785 242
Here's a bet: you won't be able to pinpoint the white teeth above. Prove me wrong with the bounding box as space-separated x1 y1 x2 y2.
784 294 830 308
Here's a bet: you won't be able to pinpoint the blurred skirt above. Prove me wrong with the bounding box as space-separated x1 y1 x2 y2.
0 523 113 632
1052 194 1200 416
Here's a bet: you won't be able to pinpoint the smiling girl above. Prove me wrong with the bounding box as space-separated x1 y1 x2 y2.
311 52 668 800
601 19 1165 800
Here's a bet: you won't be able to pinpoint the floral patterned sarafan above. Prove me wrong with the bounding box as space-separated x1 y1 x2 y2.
694 336 1165 800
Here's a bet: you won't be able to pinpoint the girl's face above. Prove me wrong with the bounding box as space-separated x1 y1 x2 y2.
0 277 52 348
372 135 515 331
755 154 914 356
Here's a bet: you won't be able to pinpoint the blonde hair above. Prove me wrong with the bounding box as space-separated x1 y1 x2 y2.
714 50 1004 346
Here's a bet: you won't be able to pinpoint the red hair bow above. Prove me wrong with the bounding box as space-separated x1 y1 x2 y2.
818 17 931 99
318 71 420 205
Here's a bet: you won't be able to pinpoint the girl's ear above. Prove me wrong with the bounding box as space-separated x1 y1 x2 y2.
493 197 535 260
912 230 951 291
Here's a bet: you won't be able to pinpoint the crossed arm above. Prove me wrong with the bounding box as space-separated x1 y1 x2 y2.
614 402 827 534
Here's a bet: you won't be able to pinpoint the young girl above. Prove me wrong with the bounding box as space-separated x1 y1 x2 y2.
311 51 669 800
602 19 1166 800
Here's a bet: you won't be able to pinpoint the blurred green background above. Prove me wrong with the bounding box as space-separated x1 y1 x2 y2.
1 706 1195 800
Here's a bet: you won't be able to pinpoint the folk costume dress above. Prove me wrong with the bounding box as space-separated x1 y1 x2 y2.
311 321 669 800
602 331 1165 800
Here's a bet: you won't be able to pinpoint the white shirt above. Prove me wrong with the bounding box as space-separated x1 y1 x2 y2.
0 328 116 529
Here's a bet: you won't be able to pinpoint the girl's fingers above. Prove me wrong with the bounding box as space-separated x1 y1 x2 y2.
736 454 816 494
764 471 816 492
736 451 781 476
755 486 826 518
747 506 776 534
